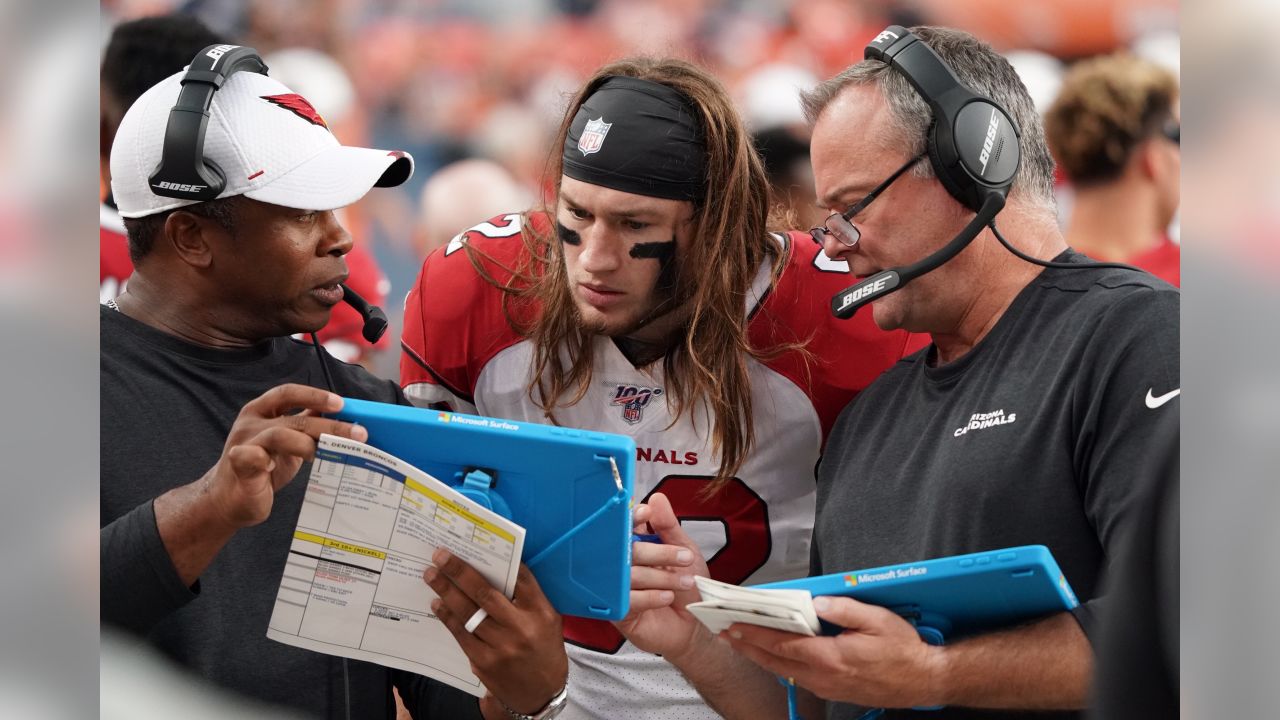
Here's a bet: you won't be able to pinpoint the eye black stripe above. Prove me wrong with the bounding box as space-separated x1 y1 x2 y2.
556 221 582 246
629 240 675 260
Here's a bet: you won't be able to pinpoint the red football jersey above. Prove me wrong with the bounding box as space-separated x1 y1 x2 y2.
401 212 919 719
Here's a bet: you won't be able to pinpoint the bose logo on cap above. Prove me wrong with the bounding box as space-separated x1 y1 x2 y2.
872 30 900 45
156 181 209 193
204 44 238 68
978 108 1001 176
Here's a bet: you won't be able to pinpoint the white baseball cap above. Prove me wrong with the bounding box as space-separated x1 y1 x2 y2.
110 68 413 218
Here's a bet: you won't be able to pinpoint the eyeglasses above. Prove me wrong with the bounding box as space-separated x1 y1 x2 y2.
810 153 925 248
1161 119 1180 146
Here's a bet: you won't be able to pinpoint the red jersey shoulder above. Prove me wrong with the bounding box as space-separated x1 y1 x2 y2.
750 230 915 439
401 211 538 399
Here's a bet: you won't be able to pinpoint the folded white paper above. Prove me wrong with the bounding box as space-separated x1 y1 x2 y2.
687 576 821 636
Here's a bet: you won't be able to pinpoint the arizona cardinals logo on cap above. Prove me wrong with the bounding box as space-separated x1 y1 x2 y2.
261 94 329 130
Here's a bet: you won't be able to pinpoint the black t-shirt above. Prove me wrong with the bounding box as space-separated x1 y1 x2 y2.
1090 413 1178 719
100 306 478 719
814 252 1179 720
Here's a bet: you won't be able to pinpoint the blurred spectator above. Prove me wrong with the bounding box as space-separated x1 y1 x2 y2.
914 0 1177 58
100 14 226 302
1045 53 1181 285
740 63 827 229
739 63 817 133
263 47 356 128
1004 49 1064 114
752 126 822 228
416 158 533 259
472 102 558 198
1132 28 1180 76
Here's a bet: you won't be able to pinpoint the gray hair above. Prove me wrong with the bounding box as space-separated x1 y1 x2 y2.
800 26 1057 214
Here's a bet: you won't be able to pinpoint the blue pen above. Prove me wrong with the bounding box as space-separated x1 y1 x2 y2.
632 533 662 544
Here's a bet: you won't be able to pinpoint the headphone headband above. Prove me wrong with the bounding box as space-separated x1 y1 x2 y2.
148 44 269 201
867 28 967 115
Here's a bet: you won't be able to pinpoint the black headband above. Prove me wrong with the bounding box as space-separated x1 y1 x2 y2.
562 76 707 201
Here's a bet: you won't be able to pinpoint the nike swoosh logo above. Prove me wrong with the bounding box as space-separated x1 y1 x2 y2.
1145 388 1180 409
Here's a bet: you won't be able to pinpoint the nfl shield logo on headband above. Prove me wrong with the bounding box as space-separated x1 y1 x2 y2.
578 117 612 155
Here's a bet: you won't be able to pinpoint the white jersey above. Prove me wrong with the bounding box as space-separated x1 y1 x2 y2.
401 212 917 719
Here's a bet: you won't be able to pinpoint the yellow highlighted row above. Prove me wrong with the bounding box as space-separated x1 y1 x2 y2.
293 531 387 560
403 478 516 544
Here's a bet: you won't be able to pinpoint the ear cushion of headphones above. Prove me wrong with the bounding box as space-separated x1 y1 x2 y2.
926 101 1022 213
926 120 980 212
952 101 1020 196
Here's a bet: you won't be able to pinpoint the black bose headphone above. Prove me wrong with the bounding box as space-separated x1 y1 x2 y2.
866 26 1021 213
148 44 389 371
830 27 1141 320
831 26 1019 319
148 44 269 201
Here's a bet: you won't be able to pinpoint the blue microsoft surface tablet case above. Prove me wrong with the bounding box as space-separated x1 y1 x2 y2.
758 545 1078 640
331 398 636 620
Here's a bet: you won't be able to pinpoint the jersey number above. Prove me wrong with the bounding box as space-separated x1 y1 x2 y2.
562 474 771 654
444 213 523 255
811 246 850 274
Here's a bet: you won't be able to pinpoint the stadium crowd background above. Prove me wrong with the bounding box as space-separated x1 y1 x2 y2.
100 0 1180 381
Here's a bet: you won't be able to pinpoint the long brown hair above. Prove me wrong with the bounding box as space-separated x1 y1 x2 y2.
469 57 788 489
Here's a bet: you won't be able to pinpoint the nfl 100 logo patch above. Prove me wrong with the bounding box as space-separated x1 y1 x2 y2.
578 117 612 155
611 384 664 425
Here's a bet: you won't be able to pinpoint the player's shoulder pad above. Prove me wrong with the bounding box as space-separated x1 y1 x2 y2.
401 211 541 400
753 229 859 333
436 211 532 272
